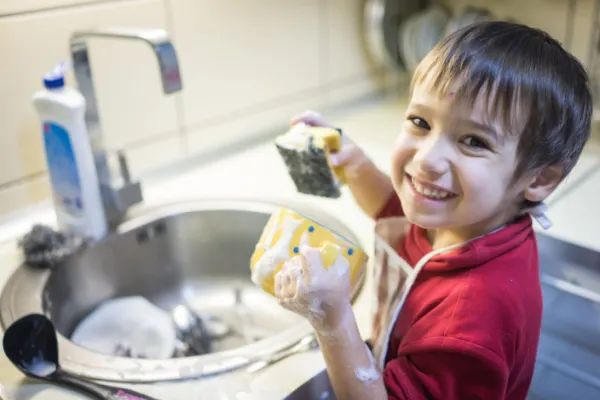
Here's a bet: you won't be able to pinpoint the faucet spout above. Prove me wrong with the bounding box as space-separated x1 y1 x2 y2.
69 27 183 234
71 28 182 94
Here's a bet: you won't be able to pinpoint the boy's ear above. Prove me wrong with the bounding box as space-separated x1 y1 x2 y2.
523 164 564 202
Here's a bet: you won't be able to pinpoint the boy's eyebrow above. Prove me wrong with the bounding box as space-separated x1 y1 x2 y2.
409 102 432 112
467 120 503 143
409 102 504 143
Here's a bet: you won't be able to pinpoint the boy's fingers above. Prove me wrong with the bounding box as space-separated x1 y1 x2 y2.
290 110 332 128
328 151 341 167
289 274 299 296
291 254 311 288
329 149 351 167
300 246 325 272
329 142 362 167
289 110 314 125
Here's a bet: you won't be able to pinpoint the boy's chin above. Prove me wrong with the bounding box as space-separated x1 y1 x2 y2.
403 210 454 231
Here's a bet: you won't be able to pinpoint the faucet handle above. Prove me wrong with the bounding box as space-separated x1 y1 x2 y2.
117 150 131 184
106 150 143 225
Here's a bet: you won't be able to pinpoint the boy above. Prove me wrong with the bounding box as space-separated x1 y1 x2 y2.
274 21 592 399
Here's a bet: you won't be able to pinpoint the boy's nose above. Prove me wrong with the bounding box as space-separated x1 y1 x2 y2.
413 137 450 178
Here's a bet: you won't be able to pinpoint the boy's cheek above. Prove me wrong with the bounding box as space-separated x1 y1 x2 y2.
390 143 414 176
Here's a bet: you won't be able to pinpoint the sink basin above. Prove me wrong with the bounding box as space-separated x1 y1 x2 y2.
0 198 366 382
284 369 335 400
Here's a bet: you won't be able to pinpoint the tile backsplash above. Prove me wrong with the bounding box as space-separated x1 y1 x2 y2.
0 0 596 219
0 0 101 16
0 0 382 218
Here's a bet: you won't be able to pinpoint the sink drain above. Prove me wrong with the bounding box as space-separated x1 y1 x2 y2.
172 305 235 357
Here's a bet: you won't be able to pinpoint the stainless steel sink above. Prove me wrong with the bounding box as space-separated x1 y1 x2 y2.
0 199 366 383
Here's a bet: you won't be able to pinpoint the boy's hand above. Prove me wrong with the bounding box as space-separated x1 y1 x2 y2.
291 109 395 220
274 245 352 332
290 110 372 181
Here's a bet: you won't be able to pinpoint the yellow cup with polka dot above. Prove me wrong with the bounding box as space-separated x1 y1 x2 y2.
250 207 368 297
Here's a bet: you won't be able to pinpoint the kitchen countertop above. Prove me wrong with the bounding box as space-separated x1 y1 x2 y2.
1 98 600 399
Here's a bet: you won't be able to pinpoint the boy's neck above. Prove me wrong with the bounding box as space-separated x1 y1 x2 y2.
425 212 520 250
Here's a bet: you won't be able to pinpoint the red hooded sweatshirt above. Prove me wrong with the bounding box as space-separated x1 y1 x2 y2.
374 193 543 400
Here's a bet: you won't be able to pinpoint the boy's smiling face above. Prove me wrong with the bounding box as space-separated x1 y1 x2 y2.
391 83 548 243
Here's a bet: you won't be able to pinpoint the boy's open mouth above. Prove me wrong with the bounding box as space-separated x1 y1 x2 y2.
406 173 458 201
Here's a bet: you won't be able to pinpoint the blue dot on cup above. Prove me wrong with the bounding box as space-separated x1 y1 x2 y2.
293 247 299 254
308 226 315 233
348 248 354 256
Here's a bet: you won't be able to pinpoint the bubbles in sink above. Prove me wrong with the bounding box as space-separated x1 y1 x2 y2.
68 291 275 362
67 276 290 364
203 315 230 338
70 296 176 359
320 391 333 399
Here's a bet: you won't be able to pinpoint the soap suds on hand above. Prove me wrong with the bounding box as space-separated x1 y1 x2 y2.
355 343 381 384
355 365 380 383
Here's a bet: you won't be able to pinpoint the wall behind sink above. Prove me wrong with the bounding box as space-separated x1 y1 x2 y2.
0 0 596 220
0 0 383 219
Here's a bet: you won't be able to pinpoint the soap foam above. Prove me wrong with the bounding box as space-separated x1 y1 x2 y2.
355 344 381 384
300 230 310 248
355 365 381 384
274 122 310 149
274 255 304 298
326 247 350 278
251 214 302 288
276 246 357 340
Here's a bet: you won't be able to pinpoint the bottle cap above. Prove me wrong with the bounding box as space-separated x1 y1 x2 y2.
43 73 64 89
42 61 71 89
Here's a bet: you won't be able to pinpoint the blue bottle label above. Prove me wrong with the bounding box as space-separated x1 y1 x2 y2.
43 122 84 216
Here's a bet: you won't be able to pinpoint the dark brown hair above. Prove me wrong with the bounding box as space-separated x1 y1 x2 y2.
410 20 592 180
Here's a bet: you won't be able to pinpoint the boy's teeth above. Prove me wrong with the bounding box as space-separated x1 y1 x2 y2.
411 178 451 199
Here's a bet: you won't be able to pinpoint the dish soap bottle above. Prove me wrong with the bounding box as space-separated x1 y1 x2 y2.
33 62 107 240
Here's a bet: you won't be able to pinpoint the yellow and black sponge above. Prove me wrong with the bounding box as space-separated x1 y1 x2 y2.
275 124 346 198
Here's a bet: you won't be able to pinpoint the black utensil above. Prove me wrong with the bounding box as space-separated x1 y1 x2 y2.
2 313 160 400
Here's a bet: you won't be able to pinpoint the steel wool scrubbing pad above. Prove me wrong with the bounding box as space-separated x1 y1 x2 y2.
275 123 346 198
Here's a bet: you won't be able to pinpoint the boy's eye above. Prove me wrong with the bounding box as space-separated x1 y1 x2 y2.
461 135 489 150
408 116 431 130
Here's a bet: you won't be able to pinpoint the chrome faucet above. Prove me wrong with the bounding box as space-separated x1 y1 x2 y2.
69 28 183 232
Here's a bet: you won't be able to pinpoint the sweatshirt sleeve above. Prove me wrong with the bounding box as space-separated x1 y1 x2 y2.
375 192 404 220
383 338 509 400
